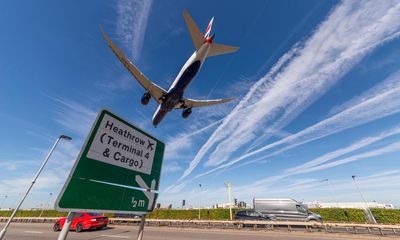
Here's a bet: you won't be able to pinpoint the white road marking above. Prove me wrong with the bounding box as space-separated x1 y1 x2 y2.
101 235 130 239
23 231 43 234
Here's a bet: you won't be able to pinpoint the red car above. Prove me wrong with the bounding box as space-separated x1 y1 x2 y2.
53 212 109 232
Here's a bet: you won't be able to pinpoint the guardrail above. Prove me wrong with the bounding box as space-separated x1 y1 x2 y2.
0 217 58 223
109 218 400 236
1 217 399 236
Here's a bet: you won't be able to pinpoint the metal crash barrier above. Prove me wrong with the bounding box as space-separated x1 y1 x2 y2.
1 217 399 236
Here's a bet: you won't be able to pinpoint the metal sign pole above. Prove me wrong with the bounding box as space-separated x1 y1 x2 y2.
137 214 146 240
57 212 76 240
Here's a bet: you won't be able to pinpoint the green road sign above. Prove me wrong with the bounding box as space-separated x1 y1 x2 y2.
55 109 164 214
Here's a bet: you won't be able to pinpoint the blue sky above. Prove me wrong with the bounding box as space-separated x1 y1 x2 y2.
1 0 400 210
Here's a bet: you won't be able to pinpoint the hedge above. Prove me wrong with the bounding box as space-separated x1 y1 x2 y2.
309 208 366 223
0 210 67 218
0 208 398 224
147 208 370 222
0 210 112 218
371 208 400 224
147 209 232 220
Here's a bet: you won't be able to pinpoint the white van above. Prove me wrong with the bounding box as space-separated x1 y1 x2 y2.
253 198 323 222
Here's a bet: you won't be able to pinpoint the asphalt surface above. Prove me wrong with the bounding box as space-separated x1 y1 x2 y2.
0 223 397 240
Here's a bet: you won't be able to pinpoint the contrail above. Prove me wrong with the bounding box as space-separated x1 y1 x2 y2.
195 77 400 179
116 0 153 60
176 0 400 185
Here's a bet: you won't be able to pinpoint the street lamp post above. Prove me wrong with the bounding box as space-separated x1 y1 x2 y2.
198 184 202 220
321 179 339 208
0 135 72 240
351 175 377 224
224 182 233 220
39 193 53 218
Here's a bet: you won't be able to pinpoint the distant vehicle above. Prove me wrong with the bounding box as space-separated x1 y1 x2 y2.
384 204 394 209
53 212 109 232
101 10 239 127
234 210 277 221
114 213 142 219
253 198 323 222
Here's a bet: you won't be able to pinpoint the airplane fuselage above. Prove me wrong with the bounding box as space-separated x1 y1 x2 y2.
152 43 211 126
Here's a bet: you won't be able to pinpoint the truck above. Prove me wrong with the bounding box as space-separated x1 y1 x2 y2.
253 198 323 222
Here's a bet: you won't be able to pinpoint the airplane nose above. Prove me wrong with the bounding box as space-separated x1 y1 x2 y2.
152 117 159 127
152 114 164 127
152 105 169 127
152 108 162 127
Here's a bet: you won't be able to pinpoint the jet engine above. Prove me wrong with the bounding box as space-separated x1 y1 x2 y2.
182 108 192 118
141 92 151 105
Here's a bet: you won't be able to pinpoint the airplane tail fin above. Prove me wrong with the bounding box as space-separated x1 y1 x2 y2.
183 10 239 56
204 16 214 39
183 10 205 50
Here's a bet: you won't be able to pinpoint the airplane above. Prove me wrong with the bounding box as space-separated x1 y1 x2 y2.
101 10 239 127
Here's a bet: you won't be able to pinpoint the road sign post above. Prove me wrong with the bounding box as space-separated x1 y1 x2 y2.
137 214 146 240
57 212 76 240
55 109 164 239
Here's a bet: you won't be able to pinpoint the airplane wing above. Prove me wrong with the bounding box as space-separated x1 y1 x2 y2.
177 97 234 109
100 27 167 104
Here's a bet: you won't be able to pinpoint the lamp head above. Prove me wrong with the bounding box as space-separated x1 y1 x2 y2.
59 135 72 141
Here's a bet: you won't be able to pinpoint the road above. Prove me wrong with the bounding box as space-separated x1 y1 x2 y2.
0 223 396 240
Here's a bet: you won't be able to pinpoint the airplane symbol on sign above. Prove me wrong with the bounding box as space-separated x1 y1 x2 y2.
147 140 154 151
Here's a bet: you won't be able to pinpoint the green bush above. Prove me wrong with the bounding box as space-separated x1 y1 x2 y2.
0 208 398 224
310 208 366 223
310 208 400 224
147 209 232 220
0 210 67 218
370 208 400 224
